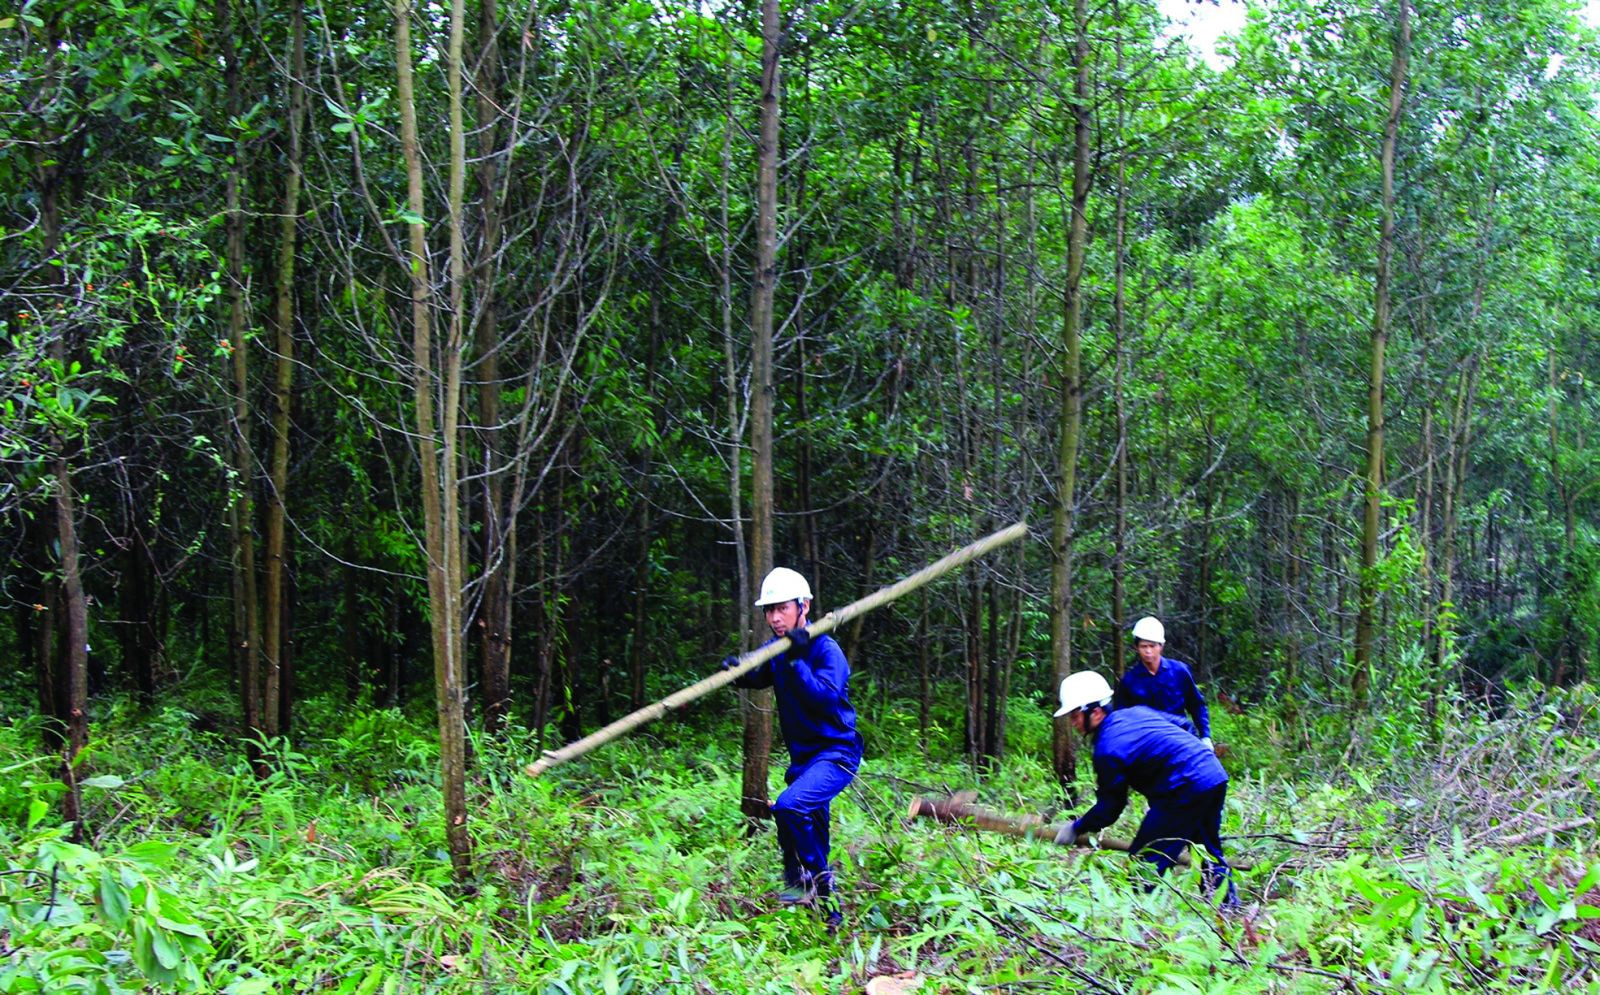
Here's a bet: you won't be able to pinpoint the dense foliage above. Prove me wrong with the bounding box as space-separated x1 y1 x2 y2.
4 0 1600 987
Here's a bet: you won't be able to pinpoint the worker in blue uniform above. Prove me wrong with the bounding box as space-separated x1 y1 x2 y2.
1053 670 1239 907
725 567 862 915
1114 616 1214 752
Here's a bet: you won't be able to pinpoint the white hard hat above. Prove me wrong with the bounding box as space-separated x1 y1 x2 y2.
754 567 813 607
1054 671 1113 717
1131 616 1165 644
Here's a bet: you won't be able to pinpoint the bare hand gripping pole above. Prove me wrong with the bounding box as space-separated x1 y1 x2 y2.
524 521 1029 778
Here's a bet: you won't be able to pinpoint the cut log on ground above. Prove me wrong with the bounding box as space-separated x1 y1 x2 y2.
907 792 1255 870
524 521 1030 778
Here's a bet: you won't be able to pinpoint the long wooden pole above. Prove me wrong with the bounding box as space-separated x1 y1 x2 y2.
907 792 1254 870
525 521 1030 777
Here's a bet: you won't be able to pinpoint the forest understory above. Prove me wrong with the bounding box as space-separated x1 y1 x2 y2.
4 676 1598 994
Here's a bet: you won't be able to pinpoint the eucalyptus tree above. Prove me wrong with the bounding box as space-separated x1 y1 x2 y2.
215 0 264 747
739 0 782 823
1351 0 1409 708
259 0 309 738
473 0 510 731
393 0 471 877
1047 0 1092 790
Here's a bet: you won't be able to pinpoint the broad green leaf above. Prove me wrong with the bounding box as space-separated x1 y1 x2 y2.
99 870 131 927
123 841 179 869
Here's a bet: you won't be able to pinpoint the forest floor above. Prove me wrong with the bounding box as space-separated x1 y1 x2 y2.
3 679 1599 993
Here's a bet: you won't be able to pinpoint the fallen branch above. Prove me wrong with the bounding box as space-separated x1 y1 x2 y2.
1489 815 1596 850
907 792 1255 871
524 521 1030 778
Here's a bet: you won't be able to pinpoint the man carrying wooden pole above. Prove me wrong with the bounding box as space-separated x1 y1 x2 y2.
721 567 860 922
523 521 1027 779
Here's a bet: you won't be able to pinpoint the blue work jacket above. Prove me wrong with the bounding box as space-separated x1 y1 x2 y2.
1073 705 1228 835
1114 656 1211 738
734 631 863 772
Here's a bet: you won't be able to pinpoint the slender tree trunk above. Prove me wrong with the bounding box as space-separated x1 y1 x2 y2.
1354 0 1409 708
51 452 88 836
24 507 59 750
741 0 781 824
1547 344 1577 686
1050 0 1091 795
998 555 1023 751
220 0 262 748
35 578 61 752
278 533 295 734
532 511 554 745
982 577 1002 760
719 30 749 677
554 440 581 745
342 531 361 702
443 0 472 875
473 0 514 734
980 116 1008 763
379 579 401 709
34 50 87 834
629 506 650 711
1111 7 1129 678
963 572 982 762
262 0 306 739
917 590 931 755
1420 371 1435 643
1285 490 1301 702
397 0 471 880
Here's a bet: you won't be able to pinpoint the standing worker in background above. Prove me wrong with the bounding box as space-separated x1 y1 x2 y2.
723 567 862 920
1115 616 1214 752
1052 671 1239 908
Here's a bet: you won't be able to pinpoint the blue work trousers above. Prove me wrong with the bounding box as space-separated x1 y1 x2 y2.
772 759 854 890
1128 783 1238 906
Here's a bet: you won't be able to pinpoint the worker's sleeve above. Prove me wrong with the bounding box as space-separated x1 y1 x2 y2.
1156 709 1199 738
785 636 849 710
732 658 774 690
1182 668 1211 739
1074 755 1129 833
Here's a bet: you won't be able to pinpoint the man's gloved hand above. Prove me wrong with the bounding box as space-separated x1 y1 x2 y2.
1054 821 1079 847
786 626 811 653
1200 737 1215 753
720 655 740 672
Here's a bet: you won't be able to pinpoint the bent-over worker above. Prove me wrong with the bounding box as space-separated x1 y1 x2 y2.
724 567 862 916
1053 670 1239 908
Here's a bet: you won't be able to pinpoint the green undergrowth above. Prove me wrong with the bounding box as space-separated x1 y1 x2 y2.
2 683 1598 993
